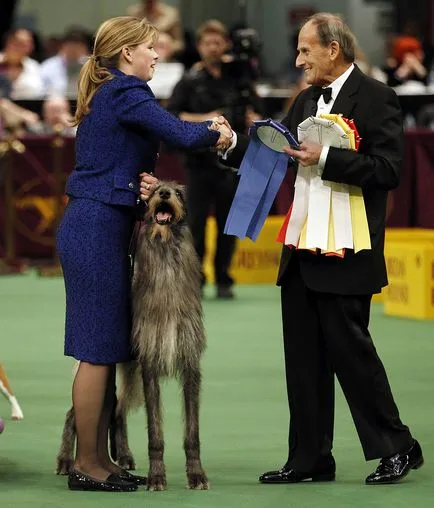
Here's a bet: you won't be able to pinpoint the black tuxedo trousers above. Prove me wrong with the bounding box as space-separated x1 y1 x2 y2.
281 255 412 470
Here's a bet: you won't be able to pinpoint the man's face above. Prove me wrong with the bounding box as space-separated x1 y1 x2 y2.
296 21 334 86
197 33 228 65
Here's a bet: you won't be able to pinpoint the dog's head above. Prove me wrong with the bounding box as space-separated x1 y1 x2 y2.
143 181 187 241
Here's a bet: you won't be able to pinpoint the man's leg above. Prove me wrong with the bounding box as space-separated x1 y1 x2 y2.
214 169 237 295
272 257 335 472
187 169 211 287
316 292 413 459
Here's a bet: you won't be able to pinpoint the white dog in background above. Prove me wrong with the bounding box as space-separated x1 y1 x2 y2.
0 363 24 420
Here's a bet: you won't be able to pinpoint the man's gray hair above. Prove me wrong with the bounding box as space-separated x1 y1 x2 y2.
302 13 357 63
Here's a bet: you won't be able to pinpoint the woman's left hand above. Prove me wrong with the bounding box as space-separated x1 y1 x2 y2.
139 172 159 201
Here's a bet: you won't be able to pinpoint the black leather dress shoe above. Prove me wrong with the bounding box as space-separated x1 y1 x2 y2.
68 468 138 492
365 440 424 485
259 455 336 484
118 469 147 485
217 285 234 299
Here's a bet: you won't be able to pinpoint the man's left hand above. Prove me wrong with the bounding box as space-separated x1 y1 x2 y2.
283 140 322 167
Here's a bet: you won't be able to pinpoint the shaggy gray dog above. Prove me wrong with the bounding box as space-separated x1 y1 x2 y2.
56 181 208 490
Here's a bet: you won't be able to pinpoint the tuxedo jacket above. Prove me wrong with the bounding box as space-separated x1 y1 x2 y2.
225 66 403 295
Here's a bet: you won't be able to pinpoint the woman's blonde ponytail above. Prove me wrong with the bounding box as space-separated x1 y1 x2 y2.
72 57 114 126
72 16 158 126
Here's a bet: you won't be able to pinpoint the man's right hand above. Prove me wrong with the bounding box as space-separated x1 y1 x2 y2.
209 116 234 151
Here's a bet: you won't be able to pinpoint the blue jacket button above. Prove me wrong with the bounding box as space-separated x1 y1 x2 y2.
128 182 134 189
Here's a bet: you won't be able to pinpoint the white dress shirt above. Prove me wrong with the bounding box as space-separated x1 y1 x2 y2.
0 53 44 99
317 63 354 170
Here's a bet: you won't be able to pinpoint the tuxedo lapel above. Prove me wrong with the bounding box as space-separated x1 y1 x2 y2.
330 65 363 118
302 87 321 121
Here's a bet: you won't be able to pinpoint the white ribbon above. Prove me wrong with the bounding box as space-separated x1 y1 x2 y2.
285 116 354 251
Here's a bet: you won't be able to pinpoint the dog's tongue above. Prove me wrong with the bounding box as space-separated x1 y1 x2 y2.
156 211 172 222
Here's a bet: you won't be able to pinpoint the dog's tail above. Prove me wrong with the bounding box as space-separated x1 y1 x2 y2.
116 361 143 414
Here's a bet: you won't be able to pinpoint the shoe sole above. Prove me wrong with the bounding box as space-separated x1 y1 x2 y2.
68 484 137 492
260 473 336 484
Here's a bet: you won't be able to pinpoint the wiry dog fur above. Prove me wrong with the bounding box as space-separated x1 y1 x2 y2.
56 181 208 490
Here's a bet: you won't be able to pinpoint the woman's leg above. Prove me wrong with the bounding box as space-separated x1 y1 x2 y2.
72 361 112 480
96 364 122 473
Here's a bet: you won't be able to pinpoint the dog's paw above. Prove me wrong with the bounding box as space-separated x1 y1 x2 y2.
55 457 74 475
187 472 209 490
117 455 136 471
147 474 167 491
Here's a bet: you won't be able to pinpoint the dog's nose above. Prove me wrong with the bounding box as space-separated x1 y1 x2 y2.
159 189 171 200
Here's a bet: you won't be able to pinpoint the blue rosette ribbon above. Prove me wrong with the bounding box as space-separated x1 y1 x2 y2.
224 119 298 241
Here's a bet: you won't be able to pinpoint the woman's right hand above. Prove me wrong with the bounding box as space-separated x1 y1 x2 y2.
139 172 159 201
209 116 234 151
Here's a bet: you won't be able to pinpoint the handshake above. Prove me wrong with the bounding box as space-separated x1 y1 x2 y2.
208 115 234 152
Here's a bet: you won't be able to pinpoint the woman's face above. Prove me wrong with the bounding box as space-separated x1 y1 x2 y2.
128 40 159 81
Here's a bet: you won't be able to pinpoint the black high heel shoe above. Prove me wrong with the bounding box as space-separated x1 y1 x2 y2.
68 468 138 492
118 469 147 486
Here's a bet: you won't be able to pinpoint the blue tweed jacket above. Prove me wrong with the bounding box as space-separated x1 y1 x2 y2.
66 68 219 207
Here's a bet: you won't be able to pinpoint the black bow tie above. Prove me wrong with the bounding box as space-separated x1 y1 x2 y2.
312 87 333 104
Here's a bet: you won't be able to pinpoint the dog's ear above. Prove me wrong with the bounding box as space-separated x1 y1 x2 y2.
175 185 187 203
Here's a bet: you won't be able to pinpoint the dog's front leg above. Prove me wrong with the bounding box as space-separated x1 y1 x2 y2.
111 397 136 471
56 407 76 475
182 367 209 489
142 367 166 491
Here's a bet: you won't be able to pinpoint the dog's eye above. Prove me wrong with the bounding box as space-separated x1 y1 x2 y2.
175 190 183 199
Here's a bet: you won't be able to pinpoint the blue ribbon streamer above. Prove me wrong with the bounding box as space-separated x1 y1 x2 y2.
224 136 290 241
246 152 288 240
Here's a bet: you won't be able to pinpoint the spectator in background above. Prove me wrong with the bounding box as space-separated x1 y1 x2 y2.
41 29 90 98
126 0 184 55
28 96 76 136
43 35 63 60
168 19 264 299
0 96 39 135
147 32 184 100
383 36 428 88
0 28 44 99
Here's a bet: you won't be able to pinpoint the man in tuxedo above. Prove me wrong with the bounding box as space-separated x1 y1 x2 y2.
221 12 423 485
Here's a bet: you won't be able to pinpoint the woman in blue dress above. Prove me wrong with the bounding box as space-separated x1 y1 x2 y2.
56 16 232 492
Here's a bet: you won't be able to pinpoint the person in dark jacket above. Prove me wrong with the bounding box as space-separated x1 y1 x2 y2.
220 13 423 486
56 16 231 493
168 19 263 299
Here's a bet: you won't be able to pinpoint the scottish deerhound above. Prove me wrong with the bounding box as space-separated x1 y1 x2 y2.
56 181 208 490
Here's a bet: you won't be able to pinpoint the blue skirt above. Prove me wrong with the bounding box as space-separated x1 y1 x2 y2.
56 198 135 364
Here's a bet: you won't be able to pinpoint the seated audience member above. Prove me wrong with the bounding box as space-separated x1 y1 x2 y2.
147 32 184 100
0 97 39 135
41 29 90 97
28 96 76 136
0 28 44 99
126 0 185 55
383 36 428 88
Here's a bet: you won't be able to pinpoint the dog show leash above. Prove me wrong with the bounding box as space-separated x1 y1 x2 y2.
128 172 154 280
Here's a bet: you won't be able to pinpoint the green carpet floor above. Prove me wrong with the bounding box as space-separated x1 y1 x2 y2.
1 271 434 508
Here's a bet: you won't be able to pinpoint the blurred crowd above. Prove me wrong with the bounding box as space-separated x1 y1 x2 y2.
0 0 433 137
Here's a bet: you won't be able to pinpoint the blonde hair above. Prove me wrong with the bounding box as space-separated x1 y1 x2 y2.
74 16 158 125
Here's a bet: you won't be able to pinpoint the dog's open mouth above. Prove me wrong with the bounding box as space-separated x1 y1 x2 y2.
154 202 174 225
